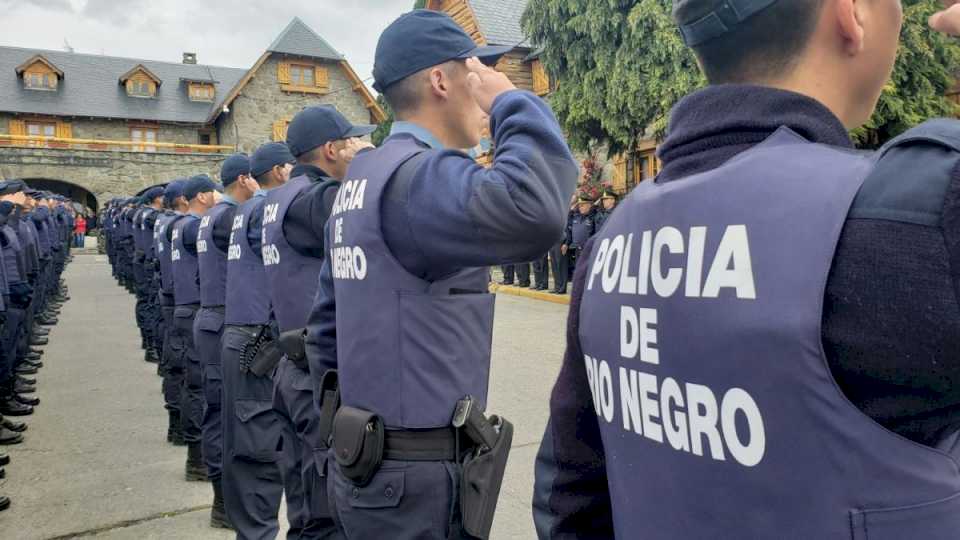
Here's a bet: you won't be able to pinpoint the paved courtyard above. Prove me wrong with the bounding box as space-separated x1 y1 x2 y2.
2 253 568 539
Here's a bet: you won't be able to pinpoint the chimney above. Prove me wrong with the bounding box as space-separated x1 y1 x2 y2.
183 52 197 65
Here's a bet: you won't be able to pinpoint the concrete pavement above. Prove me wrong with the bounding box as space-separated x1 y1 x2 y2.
2 254 569 539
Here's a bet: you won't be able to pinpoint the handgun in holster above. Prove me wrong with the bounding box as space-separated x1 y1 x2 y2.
452 396 514 540
278 328 309 372
240 326 280 376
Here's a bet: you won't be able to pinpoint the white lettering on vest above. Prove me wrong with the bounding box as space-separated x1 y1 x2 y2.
263 244 280 266
263 203 279 225
330 246 367 281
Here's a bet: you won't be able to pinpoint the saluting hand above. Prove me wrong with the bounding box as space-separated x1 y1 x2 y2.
930 1 960 35
465 57 516 114
338 138 375 164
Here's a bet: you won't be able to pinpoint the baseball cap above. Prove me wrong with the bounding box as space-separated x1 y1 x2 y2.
674 0 781 46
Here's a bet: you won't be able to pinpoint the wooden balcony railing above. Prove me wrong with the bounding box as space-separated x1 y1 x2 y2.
0 134 233 154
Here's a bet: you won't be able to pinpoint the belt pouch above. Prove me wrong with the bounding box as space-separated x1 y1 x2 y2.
333 406 384 487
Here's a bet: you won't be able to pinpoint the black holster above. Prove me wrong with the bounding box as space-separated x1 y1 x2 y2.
240 325 273 375
332 406 384 487
249 340 282 377
460 416 514 539
317 370 340 448
278 328 308 371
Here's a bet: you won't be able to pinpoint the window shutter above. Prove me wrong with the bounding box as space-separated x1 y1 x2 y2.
272 120 287 142
612 155 627 193
277 62 291 84
8 119 25 136
315 66 329 91
56 122 72 139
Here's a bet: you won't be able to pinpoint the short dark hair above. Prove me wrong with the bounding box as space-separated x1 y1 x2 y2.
254 171 272 186
382 60 463 118
675 0 823 84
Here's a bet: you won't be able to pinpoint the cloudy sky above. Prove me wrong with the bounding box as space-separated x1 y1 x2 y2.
0 0 416 87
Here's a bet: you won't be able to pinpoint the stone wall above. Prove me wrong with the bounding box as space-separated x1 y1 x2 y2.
217 56 373 154
0 146 226 205
0 113 204 146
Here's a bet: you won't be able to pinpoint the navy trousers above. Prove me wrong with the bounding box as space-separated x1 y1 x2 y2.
193 307 226 480
174 304 203 445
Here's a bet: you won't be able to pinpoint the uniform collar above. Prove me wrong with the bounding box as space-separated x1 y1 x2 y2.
391 121 445 150
291 163 330 182
253 189 268 199
220 194 239 206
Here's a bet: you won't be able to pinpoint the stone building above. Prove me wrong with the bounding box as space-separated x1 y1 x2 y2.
0 17 384 211
426 0 657 193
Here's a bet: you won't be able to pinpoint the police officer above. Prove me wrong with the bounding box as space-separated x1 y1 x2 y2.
156 180 190 446
195 154 256 530
593 187 617 230
139 186 167 366
134 187 165 363
534 1 960 537
171 175 222 482
264 105 374 539
560 193 595 276
305 10 577 538
221 141 298 540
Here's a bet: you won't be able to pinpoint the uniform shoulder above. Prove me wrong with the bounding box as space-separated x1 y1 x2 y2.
851 119 960 227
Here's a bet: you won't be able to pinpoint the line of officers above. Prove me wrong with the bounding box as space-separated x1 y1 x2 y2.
100 8 579 539
0 182 76 512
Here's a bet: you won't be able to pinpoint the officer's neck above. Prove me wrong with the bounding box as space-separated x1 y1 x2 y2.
398 111 461 149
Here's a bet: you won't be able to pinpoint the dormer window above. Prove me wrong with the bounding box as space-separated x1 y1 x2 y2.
188 83 215 102
119 65 162 99
15 55 63 92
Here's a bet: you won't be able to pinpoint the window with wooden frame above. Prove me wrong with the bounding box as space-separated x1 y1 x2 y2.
120 66 161 99
16 56 62 91
188 83 215 102
130 126 158 152
531 59 551 96
272 119 291 142
198 129 217 146
277 61 329 94
9 118 71 146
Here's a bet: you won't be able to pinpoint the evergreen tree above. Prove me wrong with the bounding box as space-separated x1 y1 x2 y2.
523 0 960 154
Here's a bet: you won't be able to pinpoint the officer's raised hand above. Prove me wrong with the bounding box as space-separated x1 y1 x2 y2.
930 1 960 34
465 57 516 114
336 138 374 165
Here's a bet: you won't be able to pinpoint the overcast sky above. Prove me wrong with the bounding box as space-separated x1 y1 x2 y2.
0 0 417 88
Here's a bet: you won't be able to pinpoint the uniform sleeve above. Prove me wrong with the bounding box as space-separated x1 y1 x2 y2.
393 91 578 275
247 201 265 255
283 188 329 258
183 219 201 256
533 239 615 539
213 207 236 252
564 213 573 246
305 222 337 378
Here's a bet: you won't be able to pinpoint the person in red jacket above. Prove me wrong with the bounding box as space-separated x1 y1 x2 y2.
73 215 86 248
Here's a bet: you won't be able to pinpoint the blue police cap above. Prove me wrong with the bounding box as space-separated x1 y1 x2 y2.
674 0 781 46
143 186 165 202
251 142 296 178
0 180 25 196
183 174 223 201
220 153 251 187
287 106 376 158
373 10 513 93
164 179 187 205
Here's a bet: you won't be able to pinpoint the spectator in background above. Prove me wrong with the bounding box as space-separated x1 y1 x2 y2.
73 214 86 248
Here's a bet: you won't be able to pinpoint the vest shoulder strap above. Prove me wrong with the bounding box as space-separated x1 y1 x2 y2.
383 149 432 206
851 119 960 226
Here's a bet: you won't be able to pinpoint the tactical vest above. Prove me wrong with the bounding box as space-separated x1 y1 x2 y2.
171 214 201 306
197 202 233 308
0 226 22 284
155 213 182 296
262 175 334 332
224 194 271 326
578 129 960 539
331 136 495 429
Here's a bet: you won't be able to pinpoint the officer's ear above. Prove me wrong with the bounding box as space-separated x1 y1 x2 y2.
835 0 865 55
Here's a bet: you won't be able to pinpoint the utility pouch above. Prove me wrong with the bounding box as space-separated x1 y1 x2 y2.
317 370 340 448
332 406 384 487
460 416 514 539
278 328 308 371
249 340 282 377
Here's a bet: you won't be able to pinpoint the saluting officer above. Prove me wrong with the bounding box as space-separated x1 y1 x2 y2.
220 142 300 540
155 180 189 445
171 175 222 483
263 105 373 539
593 188 617 230
140 186 168 366
194 153 255 530
305 10 577 538
535 1 960 538
135 187 165 364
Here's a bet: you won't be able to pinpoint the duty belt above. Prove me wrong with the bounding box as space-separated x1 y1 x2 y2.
384 427 460 462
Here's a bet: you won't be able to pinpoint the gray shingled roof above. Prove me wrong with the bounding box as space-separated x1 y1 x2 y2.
470 0 532 48
0 46 246 124
267 17 344 60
